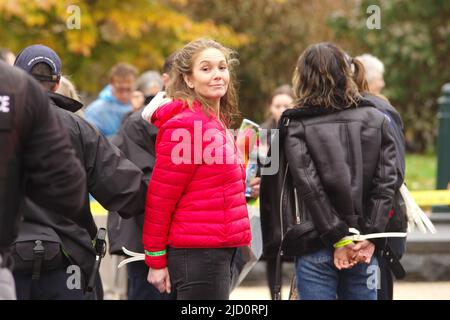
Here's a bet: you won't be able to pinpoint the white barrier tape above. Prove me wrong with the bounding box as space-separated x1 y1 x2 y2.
400 184 437 234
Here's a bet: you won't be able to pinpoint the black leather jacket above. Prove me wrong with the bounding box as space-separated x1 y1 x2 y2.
260 98 397 257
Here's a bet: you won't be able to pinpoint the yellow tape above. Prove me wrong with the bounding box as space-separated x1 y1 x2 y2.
410 190 450 206
90 201 108 217
89 190 450 217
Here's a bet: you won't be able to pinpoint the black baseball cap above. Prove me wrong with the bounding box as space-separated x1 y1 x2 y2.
14 44 62 82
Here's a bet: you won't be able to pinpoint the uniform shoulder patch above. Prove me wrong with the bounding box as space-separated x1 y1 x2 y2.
0 94 12 130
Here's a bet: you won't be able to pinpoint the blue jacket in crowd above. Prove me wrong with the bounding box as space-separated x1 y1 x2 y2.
84 85 132 137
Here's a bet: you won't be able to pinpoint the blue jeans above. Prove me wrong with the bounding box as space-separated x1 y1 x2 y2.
295 248 379 300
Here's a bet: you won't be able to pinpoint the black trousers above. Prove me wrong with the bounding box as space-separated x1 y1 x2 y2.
266 257 278 299
127 261 175 300
377 237 406 300
14 267 103 300
14 268 84 300
168 247 236 300
377 256 394 300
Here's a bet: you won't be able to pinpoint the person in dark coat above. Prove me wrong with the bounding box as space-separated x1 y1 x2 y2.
107 54 176 300
12 45 147 300
355 54 407 300
0 61 86 299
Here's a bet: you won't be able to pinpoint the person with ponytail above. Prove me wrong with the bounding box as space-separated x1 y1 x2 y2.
260 42 397 300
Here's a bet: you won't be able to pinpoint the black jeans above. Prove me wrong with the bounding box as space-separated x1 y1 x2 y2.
127 261 175 300
377 255 393 300
168 247 236 300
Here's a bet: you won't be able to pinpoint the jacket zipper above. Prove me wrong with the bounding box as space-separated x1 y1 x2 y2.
294 188 301 224
279 164 289 244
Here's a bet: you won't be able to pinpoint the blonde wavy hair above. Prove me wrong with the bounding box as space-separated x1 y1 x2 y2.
292 42 362 110
57 75 81 102
166 38 240 125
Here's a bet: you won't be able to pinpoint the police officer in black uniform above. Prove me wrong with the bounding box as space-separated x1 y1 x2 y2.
0 60 87 299
12 45 148 300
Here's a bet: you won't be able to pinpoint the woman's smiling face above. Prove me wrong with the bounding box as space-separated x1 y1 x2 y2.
184 48 230 106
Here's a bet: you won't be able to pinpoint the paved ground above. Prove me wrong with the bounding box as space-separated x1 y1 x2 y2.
230 282 450 300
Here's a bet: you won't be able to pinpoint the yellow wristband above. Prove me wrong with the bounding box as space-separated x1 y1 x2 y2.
333 239 354 249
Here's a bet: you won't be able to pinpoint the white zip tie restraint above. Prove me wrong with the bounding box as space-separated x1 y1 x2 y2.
341 228 407 242
117 183 436 269
117 247 145 269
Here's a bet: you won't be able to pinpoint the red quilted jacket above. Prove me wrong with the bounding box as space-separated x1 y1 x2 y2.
142 100 251 269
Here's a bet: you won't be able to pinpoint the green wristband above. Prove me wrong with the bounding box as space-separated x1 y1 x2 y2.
333 239 354 249
145 249 167 257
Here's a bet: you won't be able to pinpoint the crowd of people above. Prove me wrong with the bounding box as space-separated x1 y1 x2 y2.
0 38 406 300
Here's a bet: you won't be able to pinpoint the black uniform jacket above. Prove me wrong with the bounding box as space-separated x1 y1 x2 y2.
15 92 146 281
107 108 158 255
0 62 85 251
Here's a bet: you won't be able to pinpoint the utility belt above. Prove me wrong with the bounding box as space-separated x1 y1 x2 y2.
10 240 66 279
10 221 66 281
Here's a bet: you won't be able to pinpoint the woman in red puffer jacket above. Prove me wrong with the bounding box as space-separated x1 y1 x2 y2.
141 38 251 300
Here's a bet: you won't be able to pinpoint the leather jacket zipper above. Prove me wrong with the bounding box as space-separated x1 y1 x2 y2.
294 188 301 224
279 164 289 244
